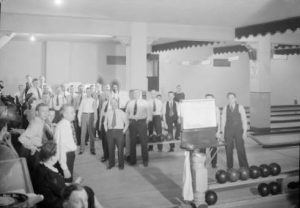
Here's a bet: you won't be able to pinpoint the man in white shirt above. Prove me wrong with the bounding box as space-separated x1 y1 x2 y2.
27 78 43 101
78 87 97 155
221 92 249 169
163 91 181 152
15 84 25 105
54 104 77 182
111 83 120 105
126 89 151 166
104 99 129 170
148 90 163 152
19 103 51 176
51 85 67 123
99 90 112 162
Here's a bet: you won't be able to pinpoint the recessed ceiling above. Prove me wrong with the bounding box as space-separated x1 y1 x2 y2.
2 0 300 27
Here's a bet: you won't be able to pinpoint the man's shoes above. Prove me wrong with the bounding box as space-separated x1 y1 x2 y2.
175 137 180 140
168 148 174 152
143 161 148 167
119 166 124 170
79 151 83 155
101 157 107 162
130 162 137 166
148 147 153 151
91 151 96 155
212 165 217 169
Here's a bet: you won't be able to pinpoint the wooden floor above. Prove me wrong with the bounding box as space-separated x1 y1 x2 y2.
74 134 300 208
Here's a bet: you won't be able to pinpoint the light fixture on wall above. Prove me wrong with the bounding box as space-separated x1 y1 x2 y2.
54 0 63 6
228 56 239 62
29 35 36 42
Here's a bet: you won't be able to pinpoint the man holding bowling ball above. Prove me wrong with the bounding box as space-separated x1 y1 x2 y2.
221 92 249 169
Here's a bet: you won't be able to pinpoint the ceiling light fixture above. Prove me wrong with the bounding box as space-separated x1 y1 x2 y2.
30 35 36 42
54 0 63 6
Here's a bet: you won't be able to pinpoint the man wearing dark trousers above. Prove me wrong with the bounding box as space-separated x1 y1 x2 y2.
75 84 86 146
126 89 151 166
104 99 129 170
163 91 181 152
199 94 221 168
221 92 249 169
148 90 163 152
99 90 111 162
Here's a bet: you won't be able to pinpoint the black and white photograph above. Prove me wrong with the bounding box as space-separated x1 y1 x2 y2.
0 0 299 207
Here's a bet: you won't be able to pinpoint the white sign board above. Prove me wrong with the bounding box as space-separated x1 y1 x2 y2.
180 99 217 129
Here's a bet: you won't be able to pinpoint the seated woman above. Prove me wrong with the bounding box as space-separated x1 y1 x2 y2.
33 141 66 208
62 184 103 208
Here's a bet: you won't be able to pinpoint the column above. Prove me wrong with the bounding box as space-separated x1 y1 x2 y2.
191 152 208 206
129 22 147 90
248 35 271 132
115 36 131 90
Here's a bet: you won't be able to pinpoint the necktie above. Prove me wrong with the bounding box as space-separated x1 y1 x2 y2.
71 123 77 144
133 100 138 116
37 88 41 99
169 101 174 117
112 110 116 128
153 100 156 112
79 95 83 105
56 95 59 106
43 123 53 143
71 95 74 105
104 101 109 113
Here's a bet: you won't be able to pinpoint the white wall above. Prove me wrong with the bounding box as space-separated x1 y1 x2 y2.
159 46 300 106
0 40 42 94
159 47 250 107
0 40 126 94
271 55 300 105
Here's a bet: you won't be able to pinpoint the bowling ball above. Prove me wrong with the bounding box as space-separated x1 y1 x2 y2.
259 164 271 177
215 169 227 184
227 168 240 182
287 181 299 189
258 183 270 197
249 165 261 179
239 167 250 180
269 163 281 176
205 190 218 205
269 182 281 195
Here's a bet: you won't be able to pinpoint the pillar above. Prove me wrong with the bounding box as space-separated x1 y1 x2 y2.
129 22 147 90
115 36 131 90
249 35 271 132
191 152 208 206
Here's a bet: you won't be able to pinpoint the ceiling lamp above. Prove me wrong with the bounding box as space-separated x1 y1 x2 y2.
30 35 36 42
54 0 63 6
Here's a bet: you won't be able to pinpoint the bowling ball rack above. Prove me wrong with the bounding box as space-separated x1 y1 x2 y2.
206 169 299 207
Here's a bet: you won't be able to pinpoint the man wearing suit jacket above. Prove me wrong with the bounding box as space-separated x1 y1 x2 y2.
163 91 181 152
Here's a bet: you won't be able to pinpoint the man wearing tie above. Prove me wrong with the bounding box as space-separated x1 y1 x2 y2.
27 78 43 101
51 86 67 123
126 89 151 166
75 84 85 145
163 91 181 152
221 92 249 169
148 90 163 152
78 87 97 155
54 104 77 182
99 90 112 162
104 99 129 170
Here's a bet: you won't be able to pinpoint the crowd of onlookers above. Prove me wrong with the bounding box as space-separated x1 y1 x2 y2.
0 74 250 207
0 75 186 208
